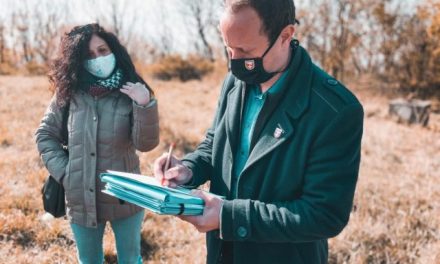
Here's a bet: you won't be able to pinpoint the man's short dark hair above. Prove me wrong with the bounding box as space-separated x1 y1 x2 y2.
226 0 298 44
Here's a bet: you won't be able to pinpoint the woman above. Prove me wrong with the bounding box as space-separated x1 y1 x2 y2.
36 23 159 263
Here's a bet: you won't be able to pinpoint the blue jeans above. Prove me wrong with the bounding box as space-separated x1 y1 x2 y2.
70 211 144 264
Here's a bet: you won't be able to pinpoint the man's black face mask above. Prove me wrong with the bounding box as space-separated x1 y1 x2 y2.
229 37 298 85
229 39 278 85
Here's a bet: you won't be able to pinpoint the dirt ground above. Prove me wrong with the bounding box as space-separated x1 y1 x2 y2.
0 74 438 263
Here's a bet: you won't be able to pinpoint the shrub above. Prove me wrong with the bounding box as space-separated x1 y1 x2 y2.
25 61 47 76
150 54 214 82
0 62 18 75
374 1 440 98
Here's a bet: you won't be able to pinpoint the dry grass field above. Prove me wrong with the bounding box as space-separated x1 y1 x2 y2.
0 71 439 263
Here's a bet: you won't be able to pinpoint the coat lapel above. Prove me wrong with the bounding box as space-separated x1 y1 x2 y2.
241 112 294 174
225 80 245 155
239 46 314 176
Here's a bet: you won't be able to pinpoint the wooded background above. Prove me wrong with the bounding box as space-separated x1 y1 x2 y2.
0 0 439 97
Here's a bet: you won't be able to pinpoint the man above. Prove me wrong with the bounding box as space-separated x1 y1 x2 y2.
154 0 364 263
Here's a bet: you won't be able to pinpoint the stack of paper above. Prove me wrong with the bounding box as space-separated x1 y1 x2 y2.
100 170 204 215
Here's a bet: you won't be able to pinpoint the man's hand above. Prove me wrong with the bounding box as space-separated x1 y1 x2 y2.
153 153 193 187
178 190 224 233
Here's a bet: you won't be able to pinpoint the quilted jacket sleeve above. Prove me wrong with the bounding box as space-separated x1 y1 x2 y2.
132 98 160 152
35 96 68 184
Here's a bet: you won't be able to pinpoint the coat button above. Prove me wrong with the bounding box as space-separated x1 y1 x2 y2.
327 79 338 86
93 116 97 121
237 226 247 238
89 188 94 192
90 153 95 156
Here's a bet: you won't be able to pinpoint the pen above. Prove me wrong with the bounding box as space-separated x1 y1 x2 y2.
163 142 175 185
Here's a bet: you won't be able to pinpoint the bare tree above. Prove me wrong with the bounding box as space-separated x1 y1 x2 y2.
32 1 68 65
296 0 332 69
106 0 136 45
0 24 5 63
179 0 222 61
297 0 377 81
372 0 440 94
11 10 33 64
152 1 173 57
84 0 136 46
330 0 366 81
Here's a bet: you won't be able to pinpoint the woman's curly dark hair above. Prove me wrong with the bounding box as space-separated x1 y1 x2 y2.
49 23 153 107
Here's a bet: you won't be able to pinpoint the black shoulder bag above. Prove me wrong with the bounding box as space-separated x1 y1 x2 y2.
41 103 69 218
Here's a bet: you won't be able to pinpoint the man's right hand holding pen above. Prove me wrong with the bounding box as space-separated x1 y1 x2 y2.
153 150 193 188
153 145 224 234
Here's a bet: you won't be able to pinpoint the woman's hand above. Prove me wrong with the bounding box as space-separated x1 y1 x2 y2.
120 82 151 106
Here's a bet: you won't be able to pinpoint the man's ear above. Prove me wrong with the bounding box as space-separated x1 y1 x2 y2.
280 25 296 46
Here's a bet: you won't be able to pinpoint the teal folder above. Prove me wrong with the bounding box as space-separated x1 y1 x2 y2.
100 170 207 215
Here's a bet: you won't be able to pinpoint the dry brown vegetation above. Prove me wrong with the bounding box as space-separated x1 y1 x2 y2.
148 55 215 82
0 70 439 263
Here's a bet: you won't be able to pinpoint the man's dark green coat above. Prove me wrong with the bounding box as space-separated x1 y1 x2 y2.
183 46 364 264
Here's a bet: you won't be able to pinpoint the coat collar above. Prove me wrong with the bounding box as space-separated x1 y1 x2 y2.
281 46 313 119
226 46 313 121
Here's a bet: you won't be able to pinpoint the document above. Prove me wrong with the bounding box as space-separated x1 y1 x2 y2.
100 170 207 215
